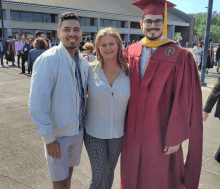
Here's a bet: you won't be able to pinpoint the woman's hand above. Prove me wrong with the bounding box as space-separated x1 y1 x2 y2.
203 112 209 121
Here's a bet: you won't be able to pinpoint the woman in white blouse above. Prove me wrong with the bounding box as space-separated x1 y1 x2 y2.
84 27 130 189
193 42 203 70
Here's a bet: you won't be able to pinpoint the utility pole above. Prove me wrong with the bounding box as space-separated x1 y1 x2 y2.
0 0 4 41
200 0 214 86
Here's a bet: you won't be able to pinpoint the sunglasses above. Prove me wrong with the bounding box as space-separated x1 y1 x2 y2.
143 19 164 26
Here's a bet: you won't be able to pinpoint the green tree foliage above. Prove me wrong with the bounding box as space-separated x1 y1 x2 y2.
174 32 181 41
190 13 220 42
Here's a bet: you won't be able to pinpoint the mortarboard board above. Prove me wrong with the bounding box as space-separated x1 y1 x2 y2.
132 0 176 38
132 0 175 16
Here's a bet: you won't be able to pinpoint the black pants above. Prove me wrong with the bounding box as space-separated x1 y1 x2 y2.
0 52 3 65
21 57 28 73
17 53 22 67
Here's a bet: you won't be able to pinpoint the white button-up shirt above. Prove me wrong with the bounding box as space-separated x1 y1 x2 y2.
85 62 130 139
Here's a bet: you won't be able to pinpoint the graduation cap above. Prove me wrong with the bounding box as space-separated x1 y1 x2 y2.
132 0 176 37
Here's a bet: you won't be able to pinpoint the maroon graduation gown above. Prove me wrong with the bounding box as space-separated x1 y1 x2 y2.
120 42 203 189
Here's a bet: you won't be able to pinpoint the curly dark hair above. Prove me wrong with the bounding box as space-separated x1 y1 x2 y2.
58 12 80 28
33 38 48 49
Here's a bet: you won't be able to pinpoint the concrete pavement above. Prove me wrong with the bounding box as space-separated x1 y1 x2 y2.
0 55 220 189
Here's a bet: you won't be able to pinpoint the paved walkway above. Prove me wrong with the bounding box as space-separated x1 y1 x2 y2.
0 55 220 188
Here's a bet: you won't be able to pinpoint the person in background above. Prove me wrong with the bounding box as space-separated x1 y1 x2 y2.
20 38 33 74
0 39 4 66
45 38 50 50
90 39 94 45
186 42 189 49
28 38 47 75
84 27 130 189
216 43 220 73
13 35 18 43
15 37 23 68
206 41 215 74
203 77 220 121
199 40 205 70
83 42 96 62
122 41 126 52
176 36 182 46
5 36 15 66
49 37 59 48
35 30 45 39
193 42 203 71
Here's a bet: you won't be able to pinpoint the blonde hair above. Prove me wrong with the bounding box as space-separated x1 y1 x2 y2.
94 27 129 75
83 42 94 53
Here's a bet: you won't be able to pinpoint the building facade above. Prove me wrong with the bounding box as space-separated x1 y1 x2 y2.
1 0 194 46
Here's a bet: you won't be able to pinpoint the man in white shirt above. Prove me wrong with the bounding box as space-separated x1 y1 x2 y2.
29 12 89 189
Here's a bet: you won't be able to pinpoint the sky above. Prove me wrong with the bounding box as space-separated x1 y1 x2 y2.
169 0 220 14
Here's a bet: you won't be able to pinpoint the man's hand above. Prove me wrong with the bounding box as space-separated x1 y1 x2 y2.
203 112 209 121
46 140 61 159
164 143 180 155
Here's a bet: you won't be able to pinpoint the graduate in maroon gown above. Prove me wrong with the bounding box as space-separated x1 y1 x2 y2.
120 0 203 189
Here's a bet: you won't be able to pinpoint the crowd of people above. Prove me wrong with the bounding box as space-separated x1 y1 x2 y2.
0 30 58 75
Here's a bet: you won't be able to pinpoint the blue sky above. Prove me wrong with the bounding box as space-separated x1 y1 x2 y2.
169 0 220 14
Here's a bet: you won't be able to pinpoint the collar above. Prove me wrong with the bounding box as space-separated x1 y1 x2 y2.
140 36 175 48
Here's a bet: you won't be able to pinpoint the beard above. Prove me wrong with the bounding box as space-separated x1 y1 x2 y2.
146 33 163 41
145 29 163 41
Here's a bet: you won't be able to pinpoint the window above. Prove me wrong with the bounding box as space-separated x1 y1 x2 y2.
104 20 111 27
10 11 20 21
100 19 104 27
22 29 34 37
85 18 90 26
125 22 129 28
20 12 32 22
51 14 56 23
12 28 22 36
121 21 125 28
44 14 51 23
91 18 95 26
117 21 121 28
130 22 141 29
80 17 86 26
33 13 43 22
111 20 118 28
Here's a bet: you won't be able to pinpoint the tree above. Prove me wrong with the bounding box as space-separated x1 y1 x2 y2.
174 32 181 41
190 13 220 42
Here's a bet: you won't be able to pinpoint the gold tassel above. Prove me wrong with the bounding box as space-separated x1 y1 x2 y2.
163 1 168 38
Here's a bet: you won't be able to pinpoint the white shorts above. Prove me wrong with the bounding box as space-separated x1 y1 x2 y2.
43 129 83 181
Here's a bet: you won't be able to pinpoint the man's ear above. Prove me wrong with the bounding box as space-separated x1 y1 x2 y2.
57 29 60 38
140 21 143 27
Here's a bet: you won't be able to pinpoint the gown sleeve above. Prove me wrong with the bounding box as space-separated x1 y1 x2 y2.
203 79 220 113
165 50 203 189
